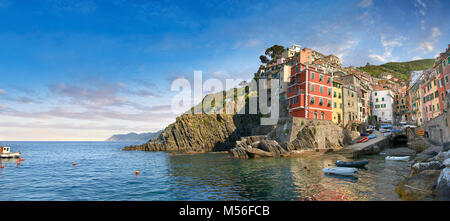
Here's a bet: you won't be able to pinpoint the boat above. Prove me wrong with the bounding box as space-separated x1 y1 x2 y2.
358 137 369 143
368 134 377 139
385 156 410 161
323 167 358 176
360 132 369 136
0 147 21 158
336 160 369 168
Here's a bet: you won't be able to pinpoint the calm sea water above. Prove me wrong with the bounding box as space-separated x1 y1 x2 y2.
0 141 411 201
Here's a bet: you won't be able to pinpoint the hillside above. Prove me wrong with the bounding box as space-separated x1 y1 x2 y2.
358 59 435 81
106 131 162 142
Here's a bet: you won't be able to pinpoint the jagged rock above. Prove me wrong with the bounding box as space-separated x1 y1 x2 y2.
257 140 288 156
444 159 450 168
436 168 450 201
245 147 274 158
229 146 249 159
395 170 441 201
380 147 416 156
124 113 273 153
436 151 450 163
412 161 445 175
415 145 444 162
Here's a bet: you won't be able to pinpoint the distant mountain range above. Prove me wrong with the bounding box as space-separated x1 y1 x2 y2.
358 59 435 81
106 130 162 142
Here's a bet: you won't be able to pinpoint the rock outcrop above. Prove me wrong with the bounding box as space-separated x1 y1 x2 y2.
228 117 360 159
396 170 441 201
124 113 273 153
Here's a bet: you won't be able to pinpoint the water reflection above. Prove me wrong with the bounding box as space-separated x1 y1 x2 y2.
166 153 410 201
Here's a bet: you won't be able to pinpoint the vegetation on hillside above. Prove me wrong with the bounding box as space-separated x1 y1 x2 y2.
358 59 435 81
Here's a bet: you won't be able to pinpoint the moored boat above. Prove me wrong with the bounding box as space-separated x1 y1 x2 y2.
368 134 377 139
385 156 409 161
0 147 21 158
323 167 358 176
358 137 369 143
336 160 369 168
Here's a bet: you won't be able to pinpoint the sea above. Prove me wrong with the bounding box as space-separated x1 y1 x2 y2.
0 141 411 201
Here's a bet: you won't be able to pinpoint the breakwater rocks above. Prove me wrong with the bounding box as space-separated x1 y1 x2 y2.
229 118 360 159
123 113 273 153
395 143 450 201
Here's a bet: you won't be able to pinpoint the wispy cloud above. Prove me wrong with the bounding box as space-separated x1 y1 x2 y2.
357 0 373 8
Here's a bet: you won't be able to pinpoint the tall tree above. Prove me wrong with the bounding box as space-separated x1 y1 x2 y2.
265 45 285 61
259 55 270 64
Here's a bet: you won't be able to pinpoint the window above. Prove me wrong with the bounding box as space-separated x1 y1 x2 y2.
319 75 323 82
376 98 378 102
382 98 384 101
328 88 331 95
311 97 315 104
340 103 343 109
446 76 449 83
314 111 318 119
296 96 299 103
320 86 323 94
311 85 315 92
295 66 299 72
334 91 337 97
328 100 331 107
334 102 337 108
435 91 439 99
319 98 323 105
375 92 377 96
311 72 315 80
327 77 331 84
321 112 325 120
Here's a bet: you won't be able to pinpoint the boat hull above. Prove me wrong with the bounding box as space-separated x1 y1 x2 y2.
385 156 409 161
0 152 21 158
323 167 358 176
336 160 369 168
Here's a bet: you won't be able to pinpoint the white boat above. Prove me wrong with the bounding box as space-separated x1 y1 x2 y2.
385 156 409 161
0 146 21 158
323 167 358 176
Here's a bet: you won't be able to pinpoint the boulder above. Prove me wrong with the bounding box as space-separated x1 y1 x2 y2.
245 147 274 158
436 151 450 163
380 147 416 156
436 168 450 201
443 142 450 152
415 145 443 162
395 170 441 201
443 158 450 168
412 161 445 175
257 140 288 156
229 146 249 159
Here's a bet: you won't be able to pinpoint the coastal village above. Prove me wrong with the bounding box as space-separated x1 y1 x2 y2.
256 43 450 135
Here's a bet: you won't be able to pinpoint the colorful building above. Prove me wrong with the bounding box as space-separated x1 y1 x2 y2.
371 87 394 124
332 78 343 125
287 64 333 120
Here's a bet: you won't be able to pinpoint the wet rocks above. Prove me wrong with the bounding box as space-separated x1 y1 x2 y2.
415 145 443 163
412 161 445 175
436 167 450 200
395 170 441 201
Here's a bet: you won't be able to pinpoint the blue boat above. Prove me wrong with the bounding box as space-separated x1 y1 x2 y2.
368 134 377 139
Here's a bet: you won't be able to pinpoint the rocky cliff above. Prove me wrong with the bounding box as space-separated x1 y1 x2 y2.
106 130 162 142
229 117 360 159
123 113 273 153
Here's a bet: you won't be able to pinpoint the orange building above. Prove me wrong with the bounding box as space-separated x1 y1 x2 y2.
286 63 333 120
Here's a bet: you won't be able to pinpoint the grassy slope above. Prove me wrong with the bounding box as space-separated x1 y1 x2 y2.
358 59 435 81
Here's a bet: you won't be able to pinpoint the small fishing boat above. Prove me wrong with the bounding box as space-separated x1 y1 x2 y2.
0 147 21 158
368 134 377 139
385 156 410 161
323 167 358 176
358 137 369 143
336 160 369 168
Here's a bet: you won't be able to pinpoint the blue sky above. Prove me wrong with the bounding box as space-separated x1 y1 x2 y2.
0 0 449 141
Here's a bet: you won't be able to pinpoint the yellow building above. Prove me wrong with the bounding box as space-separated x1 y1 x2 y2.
332 79 344 125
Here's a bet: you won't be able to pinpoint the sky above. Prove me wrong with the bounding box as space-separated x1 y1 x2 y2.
0 0 449 141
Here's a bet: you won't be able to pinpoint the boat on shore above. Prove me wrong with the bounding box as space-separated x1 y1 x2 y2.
358 137 369 143
336 160 369 168
385 156 409 161
323 167 358 176
0 147 21 158
368 134 377 139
